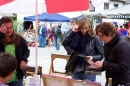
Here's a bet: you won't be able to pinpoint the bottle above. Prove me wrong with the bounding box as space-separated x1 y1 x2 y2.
108 78 112 86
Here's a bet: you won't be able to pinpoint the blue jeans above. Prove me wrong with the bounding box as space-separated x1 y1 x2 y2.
54 37 60 50
6 79 23 86
39 34 46 47
71 72 96 82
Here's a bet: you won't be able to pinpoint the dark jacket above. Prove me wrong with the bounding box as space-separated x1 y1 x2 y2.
122 36 130 44
62 31 104 72
0 32 30 80
62 29 73 55
41 26 47 38
102 33 130 86
52 28 62 38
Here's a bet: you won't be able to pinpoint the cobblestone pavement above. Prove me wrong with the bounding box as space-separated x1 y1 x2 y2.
28 46 106 86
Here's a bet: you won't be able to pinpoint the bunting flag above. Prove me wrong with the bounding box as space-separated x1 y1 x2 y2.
0 0 14 6
91 0 108 7
46 0 89 14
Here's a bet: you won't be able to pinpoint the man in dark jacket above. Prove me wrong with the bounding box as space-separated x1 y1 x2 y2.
52 24 62 51
94 22 130 86
62 18 78 55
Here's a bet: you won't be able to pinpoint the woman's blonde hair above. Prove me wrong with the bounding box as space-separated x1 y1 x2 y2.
78 16 94 37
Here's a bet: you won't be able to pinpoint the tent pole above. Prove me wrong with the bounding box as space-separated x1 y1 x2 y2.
35 0 38 75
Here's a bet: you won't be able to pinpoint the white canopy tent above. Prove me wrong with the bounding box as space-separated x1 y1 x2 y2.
0 0 46 75
0 0 45 14
0 13 14 17
84 5 130 18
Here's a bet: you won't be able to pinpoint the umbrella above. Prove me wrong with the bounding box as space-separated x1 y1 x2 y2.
24 12 70 22
0 13 14 17
0 0 13 6
0 0 44 14
0 0 90 75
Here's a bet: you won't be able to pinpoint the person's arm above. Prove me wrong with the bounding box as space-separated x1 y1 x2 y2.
20 36 30 63
0 32 5 42
92 36 104 62
102 41 130 72
62 30 75 46
52 28 54 36
62 30 76 54
42 26 46 37
0 24 6 41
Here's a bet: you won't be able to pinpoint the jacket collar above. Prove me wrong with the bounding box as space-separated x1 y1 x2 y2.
107 32 120 45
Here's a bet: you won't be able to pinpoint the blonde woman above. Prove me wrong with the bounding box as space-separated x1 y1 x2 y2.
63 16 103 81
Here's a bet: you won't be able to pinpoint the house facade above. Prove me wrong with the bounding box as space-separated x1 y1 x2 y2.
89 0 129 12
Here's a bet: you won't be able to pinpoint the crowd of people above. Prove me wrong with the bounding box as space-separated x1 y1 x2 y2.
0 16 130 86
62 16 130 86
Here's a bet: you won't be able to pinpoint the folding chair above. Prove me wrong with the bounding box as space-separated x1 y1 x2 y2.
49 54 70 76
42 73 69 86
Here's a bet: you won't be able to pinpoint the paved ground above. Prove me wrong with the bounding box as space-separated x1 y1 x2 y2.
28 45 106 86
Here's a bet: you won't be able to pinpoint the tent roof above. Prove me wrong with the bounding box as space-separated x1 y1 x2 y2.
24 12 70 22
85 5 130 18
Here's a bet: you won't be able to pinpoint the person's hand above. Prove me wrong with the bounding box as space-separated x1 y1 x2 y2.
86 56 93 60
20 61 27 69
0 24 7 33
93 61 103 68
85 56 94 65
72 25 79 33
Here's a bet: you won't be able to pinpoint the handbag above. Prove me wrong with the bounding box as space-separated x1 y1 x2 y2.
65 51 76 73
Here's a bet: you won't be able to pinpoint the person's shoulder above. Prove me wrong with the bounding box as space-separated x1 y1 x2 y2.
91 35 99 40
117 37 129 47
122 36 128 39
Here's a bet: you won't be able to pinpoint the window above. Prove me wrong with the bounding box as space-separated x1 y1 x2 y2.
104 3 109 10
89 1 95 12
114 4 118 8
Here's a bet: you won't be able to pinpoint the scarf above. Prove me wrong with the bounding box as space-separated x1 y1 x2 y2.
70 31 91 67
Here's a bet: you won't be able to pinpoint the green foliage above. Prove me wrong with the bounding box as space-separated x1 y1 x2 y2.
12 14 18 32
13 14 17 20
13 20 18 32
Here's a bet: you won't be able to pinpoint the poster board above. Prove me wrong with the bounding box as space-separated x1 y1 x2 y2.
70 79 101 86
42 74 69 86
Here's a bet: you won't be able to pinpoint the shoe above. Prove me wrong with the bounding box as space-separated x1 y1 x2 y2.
55 50 58 52
57 50 60 51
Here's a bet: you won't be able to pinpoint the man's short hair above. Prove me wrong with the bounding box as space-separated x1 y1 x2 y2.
0 52 17 78
70 18 78 25
96 22 116 37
